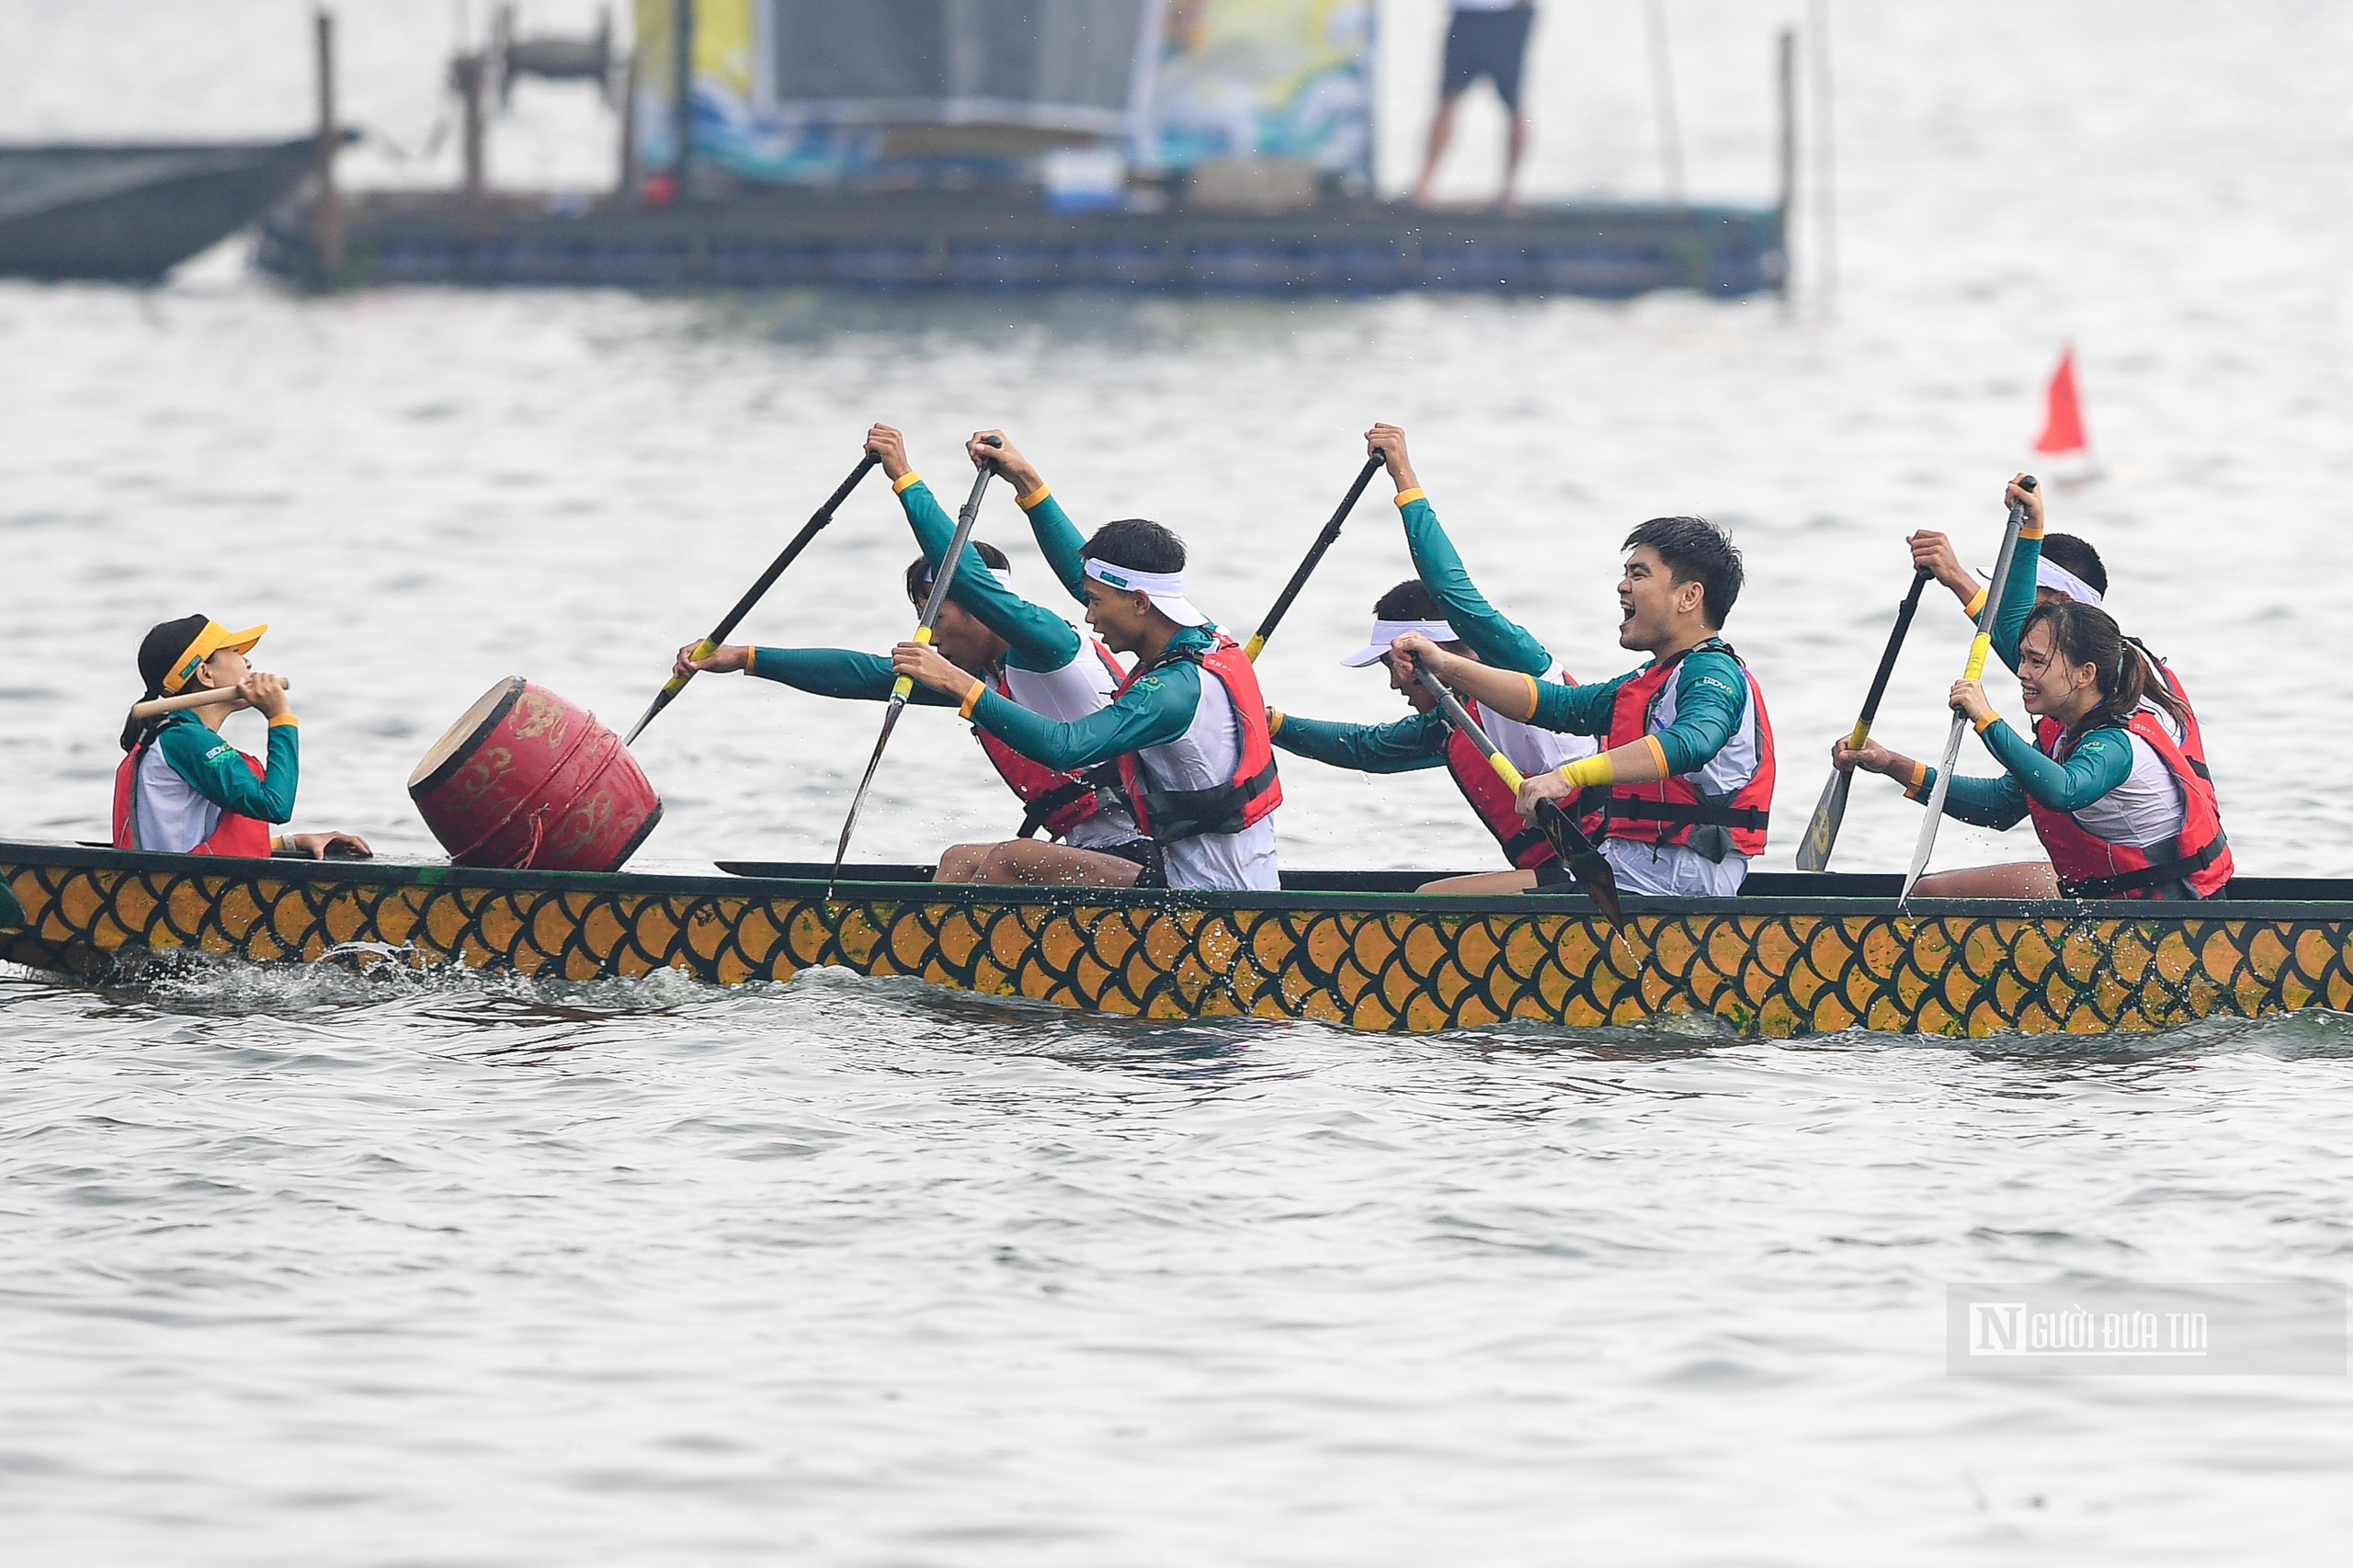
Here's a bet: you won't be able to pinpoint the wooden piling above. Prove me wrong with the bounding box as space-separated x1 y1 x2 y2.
672 0 695 193
313 7 344 278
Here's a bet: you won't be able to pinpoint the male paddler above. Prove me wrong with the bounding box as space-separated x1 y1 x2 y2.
1389 514 1773 897
1891 475 2213 897
890 450 1282 892
1266 424 1596 893
672 426 1152 885
115 615 371 859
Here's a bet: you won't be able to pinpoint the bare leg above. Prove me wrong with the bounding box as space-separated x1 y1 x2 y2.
1418 869 1540 895
1500 114 1529 209
1415 95 1462 204
937 843 996 883
1911 862 2061 899
940 839 1144 889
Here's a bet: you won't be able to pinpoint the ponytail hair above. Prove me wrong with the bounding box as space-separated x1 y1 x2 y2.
2022 599 2188 744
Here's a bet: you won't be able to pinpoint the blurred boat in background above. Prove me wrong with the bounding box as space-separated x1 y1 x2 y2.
0 137 319 281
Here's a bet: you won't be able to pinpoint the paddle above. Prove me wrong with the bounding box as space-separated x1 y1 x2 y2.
623 450 882 745
1414 667 1624 922
1243 453 1385 662
827 438 1003 892
1900 475 2037 906
1794 568 1931 871
128 681 294 723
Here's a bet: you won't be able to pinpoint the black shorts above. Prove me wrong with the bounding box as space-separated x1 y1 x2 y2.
1094 838 1166 890
1441 5 1537 111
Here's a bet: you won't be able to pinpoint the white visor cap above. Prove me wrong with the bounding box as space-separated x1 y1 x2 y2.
1340 619 1461 667
1083 557 1211 628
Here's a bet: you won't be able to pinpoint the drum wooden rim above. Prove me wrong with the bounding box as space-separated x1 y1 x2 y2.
407 676 527 795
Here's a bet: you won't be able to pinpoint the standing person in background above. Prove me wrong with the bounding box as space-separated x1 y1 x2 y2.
1415 1 1540 207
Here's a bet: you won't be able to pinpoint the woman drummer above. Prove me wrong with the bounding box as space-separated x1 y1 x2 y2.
1834 599 2229 900
114 615 370 859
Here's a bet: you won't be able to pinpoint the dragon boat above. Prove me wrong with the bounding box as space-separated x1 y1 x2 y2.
7 839 2353 1036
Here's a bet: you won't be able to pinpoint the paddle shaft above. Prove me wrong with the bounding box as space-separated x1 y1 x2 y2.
1793 568 1931 871
1902 479 2036 904
829 442 1002 888
624 450 882 745
129 681 292 722
1412 669 1623 921
1243 454 1386 662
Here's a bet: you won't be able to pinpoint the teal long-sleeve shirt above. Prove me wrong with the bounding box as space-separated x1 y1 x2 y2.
967 625 1211 771
1909 717 2136 829
1399 496 1552 676
748 646 957 706
1271 708 1451 773
1526 648 1750 775
154 712 301 822
897 478 1082 673
1267 495 1553 775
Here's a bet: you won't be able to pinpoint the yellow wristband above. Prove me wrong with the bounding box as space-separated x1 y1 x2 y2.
1017 483 1051 510
267 714 300 729
892 472 922 494
1972 710 2002 734
1392 487 1426 508
1963 585 1989 619
1518 671 1541 723
1908 759 1928 790
1560 752 1618 790
745 648 757 676
1267 709 1285 735
960 680 987 720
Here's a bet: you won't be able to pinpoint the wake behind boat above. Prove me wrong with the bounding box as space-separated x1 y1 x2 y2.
5 840 2346 1038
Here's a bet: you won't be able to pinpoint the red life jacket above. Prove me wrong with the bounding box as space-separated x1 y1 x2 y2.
1113 631 1282 846
1442 699 1560 870
973 642 1133 840
2027 709 2233 899
2131 639 2215 783
1596 639 1775 858
111 741 274 858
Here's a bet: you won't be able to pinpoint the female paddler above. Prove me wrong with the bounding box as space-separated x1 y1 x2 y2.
673 426 1153 886
1894 475 2217 896
115 615 370 858
1389 514 1774 897
1266 424 1596 893
890 450 1282 892
1833 594 2232 902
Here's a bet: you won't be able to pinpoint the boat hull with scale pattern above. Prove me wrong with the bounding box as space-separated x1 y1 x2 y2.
4 841 2349 1036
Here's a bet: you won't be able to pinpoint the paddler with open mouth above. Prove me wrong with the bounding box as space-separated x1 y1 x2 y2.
1890 474 2219 899
114 615 371 859
1265 422 1598 893
671 425 1155 887
1389 511 1774 898
890 483 1283 893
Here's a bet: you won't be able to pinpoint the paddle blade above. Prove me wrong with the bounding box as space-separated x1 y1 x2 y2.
1899 711 1972 906
1535 801 1623 923
1793 768 1854 872
622 676 686 747
829 699 905 892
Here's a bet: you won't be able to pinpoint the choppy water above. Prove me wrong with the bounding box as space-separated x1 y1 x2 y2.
6 1 2353 1562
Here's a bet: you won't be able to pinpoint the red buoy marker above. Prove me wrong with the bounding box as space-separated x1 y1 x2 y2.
2035 345 2090 459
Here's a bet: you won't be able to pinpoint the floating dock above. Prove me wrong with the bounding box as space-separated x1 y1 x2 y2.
256 189 1787 299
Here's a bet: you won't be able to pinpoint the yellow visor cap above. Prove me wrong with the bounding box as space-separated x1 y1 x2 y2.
163 621 268 695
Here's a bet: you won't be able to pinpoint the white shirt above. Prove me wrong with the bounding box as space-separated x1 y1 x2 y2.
1001 643 1140 850
129 743 225 854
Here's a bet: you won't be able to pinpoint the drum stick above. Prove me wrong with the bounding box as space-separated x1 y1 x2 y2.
128 681 291 722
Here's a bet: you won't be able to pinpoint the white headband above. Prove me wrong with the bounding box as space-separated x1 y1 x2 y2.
919 563 1017 594
1340 618 1461 667
1976 558 2104 608
1083 557 1211 628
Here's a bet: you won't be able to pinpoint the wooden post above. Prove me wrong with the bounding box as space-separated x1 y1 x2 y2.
1777 28 1796 224
616 50 639 197
457 51 487 199
1643 0 1686 206
672 0 695 193
313 7 344 278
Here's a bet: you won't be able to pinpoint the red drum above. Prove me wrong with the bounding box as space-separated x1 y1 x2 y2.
408 677 662 871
